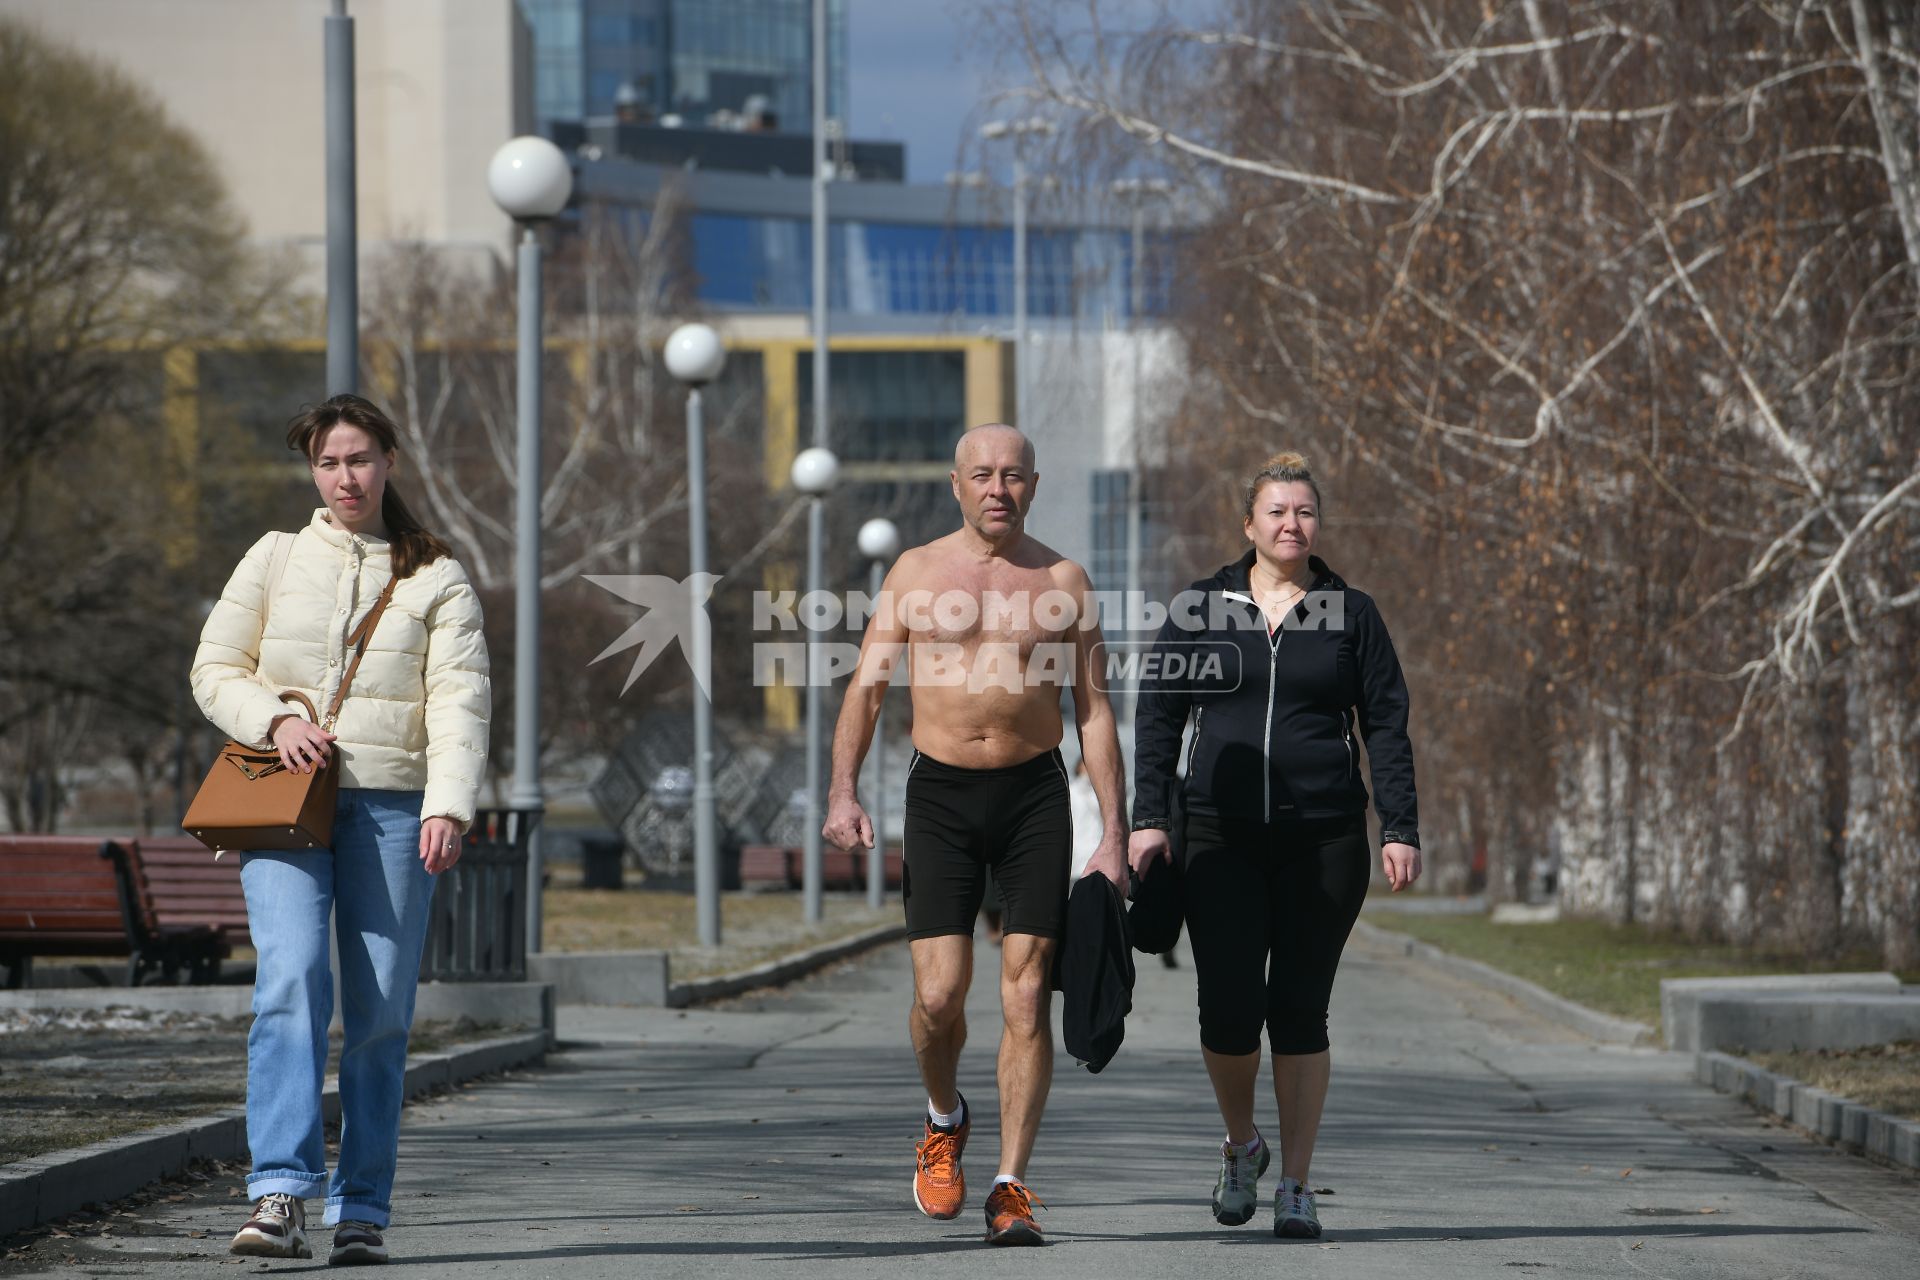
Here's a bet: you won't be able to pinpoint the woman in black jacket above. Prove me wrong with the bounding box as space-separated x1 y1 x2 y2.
1129 451 1420 1241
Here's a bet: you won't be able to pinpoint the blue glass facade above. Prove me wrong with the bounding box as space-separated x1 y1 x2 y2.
520 0 847 128
521 0 585 127
686 213 1176 321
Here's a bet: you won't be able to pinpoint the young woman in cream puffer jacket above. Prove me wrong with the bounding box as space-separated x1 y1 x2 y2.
192 508 490 829
191 394 490 1265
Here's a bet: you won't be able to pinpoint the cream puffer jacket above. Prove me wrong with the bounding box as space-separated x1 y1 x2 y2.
191 509 492 829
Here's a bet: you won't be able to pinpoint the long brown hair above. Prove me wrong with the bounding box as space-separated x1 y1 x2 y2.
285 394 452 580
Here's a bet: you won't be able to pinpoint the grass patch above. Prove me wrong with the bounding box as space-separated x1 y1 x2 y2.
1749 1042 1920 1124
541 879 897 980
1363 909 1905 1033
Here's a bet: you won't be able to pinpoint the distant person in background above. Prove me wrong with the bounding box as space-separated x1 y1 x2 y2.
1130 451 1419 1241
192 395 490 1265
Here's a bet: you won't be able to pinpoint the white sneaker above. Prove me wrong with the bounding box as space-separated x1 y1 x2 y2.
230 1193 311 1258
1211 1136 1269 1225
329 1220 389 1266
1274 1176 1322 1239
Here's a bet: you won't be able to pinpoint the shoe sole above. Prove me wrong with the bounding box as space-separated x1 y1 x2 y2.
1275 1220 1323 1240
230 1234 312 1259
912 1176 964 1221
985 1221 1045 1246
329 1244 389 1266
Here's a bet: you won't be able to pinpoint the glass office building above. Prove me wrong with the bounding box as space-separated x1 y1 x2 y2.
519 0 847 128
689 212 1173 323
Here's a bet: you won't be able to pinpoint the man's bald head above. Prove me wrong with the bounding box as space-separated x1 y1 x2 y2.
954 423 1036 473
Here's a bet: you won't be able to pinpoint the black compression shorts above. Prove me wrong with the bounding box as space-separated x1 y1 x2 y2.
902 747 1072 941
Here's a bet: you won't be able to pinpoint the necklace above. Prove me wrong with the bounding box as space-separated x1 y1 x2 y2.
1250 565 1309 609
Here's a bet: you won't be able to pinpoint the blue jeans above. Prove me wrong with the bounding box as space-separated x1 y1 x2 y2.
239 788 435 1228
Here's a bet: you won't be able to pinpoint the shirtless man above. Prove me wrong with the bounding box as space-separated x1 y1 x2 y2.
822 423 1128 1247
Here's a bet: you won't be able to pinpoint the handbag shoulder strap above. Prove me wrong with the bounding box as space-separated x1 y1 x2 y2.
261 531 295 628
321 575 400 732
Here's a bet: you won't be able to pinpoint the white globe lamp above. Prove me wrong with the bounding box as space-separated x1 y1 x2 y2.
790 447 840 495
857 518 903 561
665 323 727 385
488 137 573 220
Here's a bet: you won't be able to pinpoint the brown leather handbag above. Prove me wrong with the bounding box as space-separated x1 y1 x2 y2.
183 577 398 855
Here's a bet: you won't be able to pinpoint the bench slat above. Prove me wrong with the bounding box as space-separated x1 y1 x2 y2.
0 911 126 930
0 853 116 877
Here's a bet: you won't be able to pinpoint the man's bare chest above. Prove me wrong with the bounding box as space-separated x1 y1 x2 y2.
903 569 1078 655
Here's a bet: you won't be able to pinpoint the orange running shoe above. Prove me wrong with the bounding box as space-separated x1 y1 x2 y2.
913 1111 970 1219
983 1179 1046 1246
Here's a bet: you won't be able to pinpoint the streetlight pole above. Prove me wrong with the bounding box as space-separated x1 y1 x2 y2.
1013 148 1027 429
856 518 902 909
665 324 729 948
792 446 840 923
1111 177 1173 717
324 0 356 395
488 137 573 955
981 118 1054 429
804 0 833 926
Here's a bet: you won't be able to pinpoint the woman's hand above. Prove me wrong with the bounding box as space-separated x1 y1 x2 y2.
1129 827 1172 876
271 714 336 775
1381 841 1422 892
420 816 464 875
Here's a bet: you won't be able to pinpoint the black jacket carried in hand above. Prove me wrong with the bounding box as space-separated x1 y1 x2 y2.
1131 551 1419 848
1054 873 1133 1073
1127 783 1185 954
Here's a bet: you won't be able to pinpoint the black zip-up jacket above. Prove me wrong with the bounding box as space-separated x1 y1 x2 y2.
1130 551 1419 847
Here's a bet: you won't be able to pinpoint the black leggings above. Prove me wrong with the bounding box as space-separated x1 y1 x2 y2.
1182 811 1370 1056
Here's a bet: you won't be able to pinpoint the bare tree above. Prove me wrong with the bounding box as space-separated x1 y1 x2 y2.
0 17 293 831
996 0 1920 963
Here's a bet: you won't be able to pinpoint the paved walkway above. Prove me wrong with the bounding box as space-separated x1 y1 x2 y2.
32 930 1920 1276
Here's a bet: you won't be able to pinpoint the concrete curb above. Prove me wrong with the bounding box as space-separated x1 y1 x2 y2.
1694 1049 1920 1173
1353 919 1656 1046
668 922 908 1007
0 1029 549 1238
0 982 556 1034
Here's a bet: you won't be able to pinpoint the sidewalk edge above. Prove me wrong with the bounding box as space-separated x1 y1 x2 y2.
1353 918 1656 1046
1693 1049 1920 1173
0 1029 549 1238
668 922 908 1008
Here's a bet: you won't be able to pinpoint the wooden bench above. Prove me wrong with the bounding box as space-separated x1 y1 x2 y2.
112 836 250 984
739 844 798 890
738 845 903 891
0 837 130 989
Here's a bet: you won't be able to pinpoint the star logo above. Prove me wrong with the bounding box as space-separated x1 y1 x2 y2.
583 573 722 697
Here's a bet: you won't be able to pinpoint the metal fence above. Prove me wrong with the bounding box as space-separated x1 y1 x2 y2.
421 808 535 983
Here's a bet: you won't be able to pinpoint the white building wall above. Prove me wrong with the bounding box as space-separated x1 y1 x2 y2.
1 0 529 272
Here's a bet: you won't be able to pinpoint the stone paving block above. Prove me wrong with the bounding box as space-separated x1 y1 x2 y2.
1817 1093 1848 1140
403 1054 454 1097
1689 992 1920 1055
527 951 670 1006
1841 1104 1870 1148
1865 1113 1898 1160
1894 1121 1920 1170
0 1163 45 1235
1661 973 1899 1051
1792 1086 1832 1133
33 1129 191 1218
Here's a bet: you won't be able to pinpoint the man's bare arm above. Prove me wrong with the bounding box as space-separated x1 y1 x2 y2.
1068 562 1128 886
823 554 914 850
